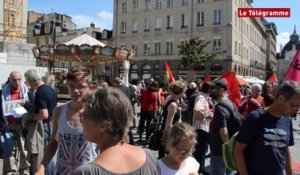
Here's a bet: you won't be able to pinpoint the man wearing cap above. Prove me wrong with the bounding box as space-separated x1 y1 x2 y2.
209 80 237 175
1 71 30 174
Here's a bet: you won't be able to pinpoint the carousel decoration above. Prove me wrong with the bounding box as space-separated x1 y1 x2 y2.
32 44 135 64
32 33 134 66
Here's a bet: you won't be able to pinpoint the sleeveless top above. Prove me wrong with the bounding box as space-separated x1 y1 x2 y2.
55 102 97 175
161 99 180 131
73 149 161 175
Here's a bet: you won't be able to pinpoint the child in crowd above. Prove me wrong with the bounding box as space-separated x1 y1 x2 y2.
159 122 199 175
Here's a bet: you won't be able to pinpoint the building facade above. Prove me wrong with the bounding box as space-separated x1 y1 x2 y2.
27 11 114 78
0 0 48 86
113 0 277 82
278 27 299 82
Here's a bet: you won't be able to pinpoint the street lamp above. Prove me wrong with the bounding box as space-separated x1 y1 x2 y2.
34 19 68 74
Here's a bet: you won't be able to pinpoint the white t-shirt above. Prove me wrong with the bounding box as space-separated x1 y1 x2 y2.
159 156 200 175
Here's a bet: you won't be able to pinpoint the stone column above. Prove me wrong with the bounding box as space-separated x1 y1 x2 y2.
122 60 130 86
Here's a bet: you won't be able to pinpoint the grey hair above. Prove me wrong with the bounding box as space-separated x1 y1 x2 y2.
81 87 133 141
251 83 262 91
276 80 300 100
24 69 42 83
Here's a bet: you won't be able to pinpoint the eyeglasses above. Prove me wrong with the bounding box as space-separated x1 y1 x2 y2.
68 84 88 92
174 145 195 157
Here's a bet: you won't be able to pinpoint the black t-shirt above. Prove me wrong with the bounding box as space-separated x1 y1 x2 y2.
34 84 57 123
236 110 294 175
210 98 234 156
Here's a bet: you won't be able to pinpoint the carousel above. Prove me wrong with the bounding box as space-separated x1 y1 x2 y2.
32 33 135 85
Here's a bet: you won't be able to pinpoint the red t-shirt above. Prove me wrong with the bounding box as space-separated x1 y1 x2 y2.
140 89 158 111
240 95 264 117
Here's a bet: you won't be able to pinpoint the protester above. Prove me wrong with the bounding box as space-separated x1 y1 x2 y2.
159 122 199 175
239 83 264 117
261 82 275 107
158 80 187 158
192 81 215 175
73 88 161 175
234 80 300 175
209 80 238 175
35 65 97 175
138 81 159 143
24 69 57 145
1 71 30 174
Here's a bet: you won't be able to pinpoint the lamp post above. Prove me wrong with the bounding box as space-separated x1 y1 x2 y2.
34 19 67 74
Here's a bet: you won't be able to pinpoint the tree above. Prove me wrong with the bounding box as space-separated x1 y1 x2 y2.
178 37 217 69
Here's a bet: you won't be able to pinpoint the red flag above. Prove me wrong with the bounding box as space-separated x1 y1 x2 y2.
219 71 241 107
266 73 278 83
203 74 211 83
285 48 300 82
165 61 175 83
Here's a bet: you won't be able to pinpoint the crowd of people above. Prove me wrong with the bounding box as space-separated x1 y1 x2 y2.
0 65 300 175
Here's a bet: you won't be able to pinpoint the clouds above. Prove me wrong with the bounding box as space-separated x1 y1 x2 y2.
72 11 113 30
276 32 290 52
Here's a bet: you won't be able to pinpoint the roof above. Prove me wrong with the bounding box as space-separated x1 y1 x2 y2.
64 33 106 46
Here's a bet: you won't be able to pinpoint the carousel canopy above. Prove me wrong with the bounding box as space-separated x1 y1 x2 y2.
64 33 106 46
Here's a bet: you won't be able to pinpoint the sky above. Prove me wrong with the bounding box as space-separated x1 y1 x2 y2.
27 0 299 52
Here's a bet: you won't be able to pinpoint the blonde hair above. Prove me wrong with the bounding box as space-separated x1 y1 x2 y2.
163 122 197 147
171 81 187 95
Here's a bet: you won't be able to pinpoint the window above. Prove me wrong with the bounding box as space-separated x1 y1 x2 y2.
132 20 138 33
121 2 127 14
155 17 162 30
213 39 221 52
181 14 188 28
167 0 174 8
166 15 173 29
155 0 162 9
181 0 188 6
154 42 161 55
121 21 126 34
196 11 204 26
133 0 138 12
132 44 138 55
144 43 151 55
197 0 204 3
145 0 151 11
166 42 173 55
144 18 150 32
213 9 221 25
234 41 237 55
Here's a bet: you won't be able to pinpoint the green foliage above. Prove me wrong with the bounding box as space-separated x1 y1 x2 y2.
178 37 217 69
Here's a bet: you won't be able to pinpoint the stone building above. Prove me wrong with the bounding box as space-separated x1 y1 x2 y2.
0 0 47 86
278 27 300 82
112 0 277 82
27 11 113 77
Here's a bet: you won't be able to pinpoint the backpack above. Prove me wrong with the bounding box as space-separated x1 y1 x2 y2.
218 102 244 137
222 108 265 171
